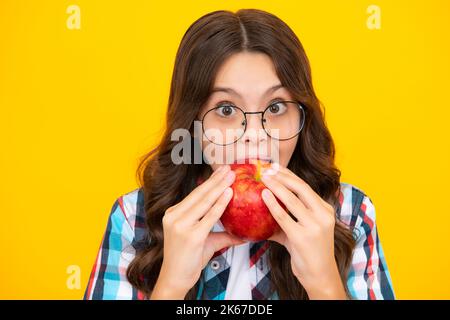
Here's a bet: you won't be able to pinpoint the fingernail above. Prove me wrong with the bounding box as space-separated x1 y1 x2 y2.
262 189 270 199
225 170 235 183
261 173 272 183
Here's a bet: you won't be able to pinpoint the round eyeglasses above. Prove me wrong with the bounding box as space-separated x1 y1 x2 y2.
199 100 306 146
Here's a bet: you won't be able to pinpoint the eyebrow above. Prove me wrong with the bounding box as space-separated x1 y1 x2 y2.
210 84 284 97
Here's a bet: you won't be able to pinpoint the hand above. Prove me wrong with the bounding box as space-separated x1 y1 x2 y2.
260 164 347 300
151 165 245 299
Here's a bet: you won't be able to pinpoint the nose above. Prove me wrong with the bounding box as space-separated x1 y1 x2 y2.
240 112 268 144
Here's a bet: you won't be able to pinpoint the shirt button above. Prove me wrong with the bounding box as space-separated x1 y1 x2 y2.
210 260 220 270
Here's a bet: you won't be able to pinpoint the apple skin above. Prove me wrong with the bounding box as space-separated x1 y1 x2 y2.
220 160 286 241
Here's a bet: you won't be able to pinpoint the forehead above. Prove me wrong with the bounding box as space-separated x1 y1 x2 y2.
212 51 282 97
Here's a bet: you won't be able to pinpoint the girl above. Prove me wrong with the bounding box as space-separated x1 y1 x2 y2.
84 9 395 300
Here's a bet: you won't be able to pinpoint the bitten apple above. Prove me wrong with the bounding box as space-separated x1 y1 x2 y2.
220 159 285 241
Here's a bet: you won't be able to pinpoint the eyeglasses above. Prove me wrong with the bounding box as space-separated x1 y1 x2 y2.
199 100 306 146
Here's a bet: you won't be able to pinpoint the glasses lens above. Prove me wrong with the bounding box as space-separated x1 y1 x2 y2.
202 105 245 145
263 102 304 140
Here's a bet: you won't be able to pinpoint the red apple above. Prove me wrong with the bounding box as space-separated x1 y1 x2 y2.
220 159 286 241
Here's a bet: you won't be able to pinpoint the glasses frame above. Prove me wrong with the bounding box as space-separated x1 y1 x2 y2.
199 100 306 146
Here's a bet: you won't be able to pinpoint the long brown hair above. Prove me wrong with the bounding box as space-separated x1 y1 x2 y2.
127 8 356 300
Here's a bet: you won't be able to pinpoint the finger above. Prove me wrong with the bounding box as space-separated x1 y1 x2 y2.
202 231 246 269
275 170 336 221
261 188 299 237
197 187 234 233
268 170 313 211
169 165 226 211
265 170 309 211
261 173 312 225
169 165 234 220
267 228 287 247
210 164 226 177
187 164 230 206
273 165 326 210
186 170 236 222
207 231 246 252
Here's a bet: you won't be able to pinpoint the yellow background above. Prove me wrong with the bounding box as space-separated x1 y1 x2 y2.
1 0 449 299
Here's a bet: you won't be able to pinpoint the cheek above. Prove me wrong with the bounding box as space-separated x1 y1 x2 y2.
278 138 298 167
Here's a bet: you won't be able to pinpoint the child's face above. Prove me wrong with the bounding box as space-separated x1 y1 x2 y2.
197 51 299 172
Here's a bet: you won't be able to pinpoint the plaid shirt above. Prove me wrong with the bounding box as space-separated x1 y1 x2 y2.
84 182 395 300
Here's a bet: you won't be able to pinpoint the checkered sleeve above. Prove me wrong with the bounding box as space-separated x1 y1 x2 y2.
83 197 137 300
346 194 395 300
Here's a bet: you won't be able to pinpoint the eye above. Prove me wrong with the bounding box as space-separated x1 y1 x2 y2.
214 103 237 117
267 101 287 115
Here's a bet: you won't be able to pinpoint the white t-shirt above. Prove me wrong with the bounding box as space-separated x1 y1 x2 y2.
224 242 252 300
214 220 252 300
